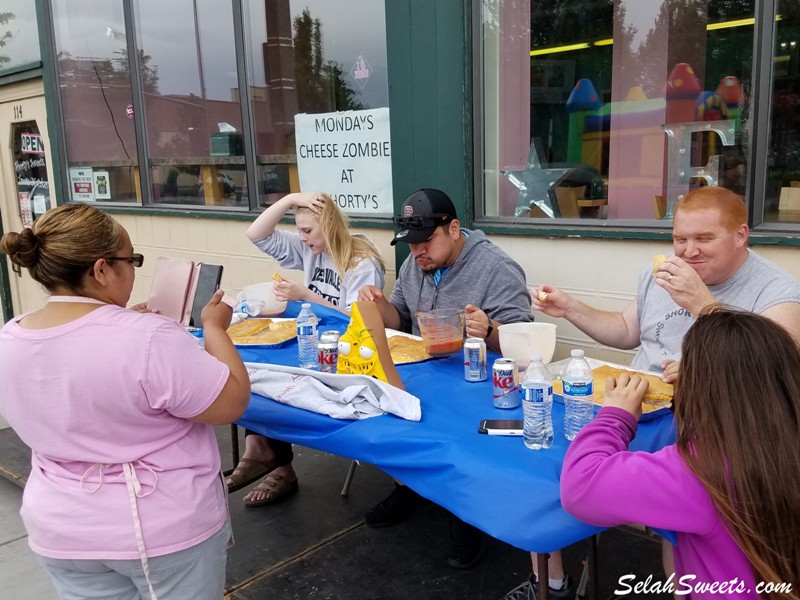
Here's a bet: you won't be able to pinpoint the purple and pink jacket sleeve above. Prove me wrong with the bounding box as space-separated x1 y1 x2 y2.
560 406 719 535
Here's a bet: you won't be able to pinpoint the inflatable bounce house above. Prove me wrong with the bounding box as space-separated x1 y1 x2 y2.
561 63 743 219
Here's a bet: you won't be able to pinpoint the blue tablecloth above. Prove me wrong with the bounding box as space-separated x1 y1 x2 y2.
236 302 677 553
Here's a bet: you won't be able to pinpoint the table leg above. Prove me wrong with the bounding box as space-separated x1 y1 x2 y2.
340 460 358 496
537 552 550 600
587 534 598 600
224 424 240 479
574 534 600 600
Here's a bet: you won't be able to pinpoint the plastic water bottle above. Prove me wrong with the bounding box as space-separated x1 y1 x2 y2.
297 303 319 369
521 354 554 450
562 349 595 441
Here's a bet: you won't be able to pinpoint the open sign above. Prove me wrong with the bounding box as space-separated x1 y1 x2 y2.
21 133 45 154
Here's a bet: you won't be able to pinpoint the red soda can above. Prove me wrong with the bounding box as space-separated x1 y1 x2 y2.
317 330 340 373
492 358 520 408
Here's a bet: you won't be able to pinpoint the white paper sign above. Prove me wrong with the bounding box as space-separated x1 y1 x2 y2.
69 167 95 202
94 170 111 200
33 195 47 215
295 108 393 216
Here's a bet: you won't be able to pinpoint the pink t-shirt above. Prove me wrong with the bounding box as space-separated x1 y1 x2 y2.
0 305 231 560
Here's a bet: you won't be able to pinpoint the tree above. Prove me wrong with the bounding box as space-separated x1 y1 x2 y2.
294 8 326 113
325 61 365 111
293 8 365 113
0 11 16 67
114 48 160 95
56 48 159 95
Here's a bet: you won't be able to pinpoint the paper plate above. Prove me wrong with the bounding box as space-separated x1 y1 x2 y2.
386 329 434 365
228 318 298 349
548 357 672 422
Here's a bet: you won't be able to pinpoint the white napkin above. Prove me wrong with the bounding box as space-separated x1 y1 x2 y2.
245 362 421 421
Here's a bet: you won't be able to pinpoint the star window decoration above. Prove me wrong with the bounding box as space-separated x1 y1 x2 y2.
502 141 574 218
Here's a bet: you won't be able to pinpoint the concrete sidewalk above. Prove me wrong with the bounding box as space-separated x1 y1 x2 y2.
0 421 669 599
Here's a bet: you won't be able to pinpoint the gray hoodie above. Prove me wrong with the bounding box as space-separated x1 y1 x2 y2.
390 229 533 335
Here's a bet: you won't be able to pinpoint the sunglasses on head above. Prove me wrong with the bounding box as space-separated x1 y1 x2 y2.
106 253 144 268
392 214 451 230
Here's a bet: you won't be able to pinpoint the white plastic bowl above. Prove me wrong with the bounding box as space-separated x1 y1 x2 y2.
498 322 557 368
237 282 287 317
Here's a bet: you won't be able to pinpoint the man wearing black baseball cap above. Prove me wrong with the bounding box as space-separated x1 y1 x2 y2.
364 188 532 345
389 188 458 246
358 188 534 570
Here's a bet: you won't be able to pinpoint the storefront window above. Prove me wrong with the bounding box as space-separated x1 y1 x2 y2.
52 0 140 203
243 0 389 210
0 2 41 74
480 0 760 224
768 0 800 224
136 0 246 208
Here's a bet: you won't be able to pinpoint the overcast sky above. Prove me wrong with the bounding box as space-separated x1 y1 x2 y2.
622 0 663 48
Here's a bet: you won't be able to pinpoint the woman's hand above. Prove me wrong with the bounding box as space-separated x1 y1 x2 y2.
247 192 325 242
293 192 326 214
273 278 310 302
200 290 233 330
129 302 156 314
602 373 649 420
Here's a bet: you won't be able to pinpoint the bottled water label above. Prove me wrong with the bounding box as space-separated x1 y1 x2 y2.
297 304 319 369
522 380 554 450
297 324 316 336
563 379 595 441
521 383 552 403
562 350 595 441
563 381 592 397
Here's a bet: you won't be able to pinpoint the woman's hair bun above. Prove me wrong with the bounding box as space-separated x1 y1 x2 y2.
1 229 41 269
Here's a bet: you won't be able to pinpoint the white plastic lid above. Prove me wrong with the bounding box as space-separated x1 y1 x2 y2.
570 349 584 357
301 303 311 308
529 354 543 362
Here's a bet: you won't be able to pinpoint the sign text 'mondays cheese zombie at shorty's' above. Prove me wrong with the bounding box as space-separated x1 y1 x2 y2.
295 108 393 216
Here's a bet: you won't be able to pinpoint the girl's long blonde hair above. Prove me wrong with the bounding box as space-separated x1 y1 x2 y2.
295 194 385 278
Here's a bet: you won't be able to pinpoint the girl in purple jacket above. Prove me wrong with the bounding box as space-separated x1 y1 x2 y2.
561 308 799 599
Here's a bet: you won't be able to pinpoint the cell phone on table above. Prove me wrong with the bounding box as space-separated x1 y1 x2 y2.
478 419 524 436
189 264 223 327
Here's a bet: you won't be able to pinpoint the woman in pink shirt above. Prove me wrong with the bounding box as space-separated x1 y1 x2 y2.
561 308 799 599
0 204 250 600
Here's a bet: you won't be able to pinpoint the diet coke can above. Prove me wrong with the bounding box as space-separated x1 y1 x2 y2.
317 330 340 373
463 337 487 382
492 358 520 409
